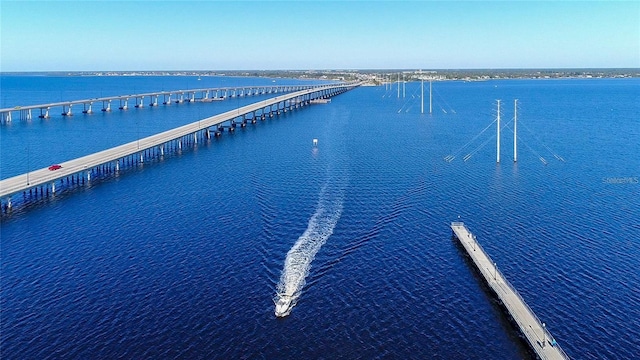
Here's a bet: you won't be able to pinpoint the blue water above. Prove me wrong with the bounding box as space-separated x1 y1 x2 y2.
1 76 639 359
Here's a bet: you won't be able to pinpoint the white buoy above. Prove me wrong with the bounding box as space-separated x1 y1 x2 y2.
312 138 318 147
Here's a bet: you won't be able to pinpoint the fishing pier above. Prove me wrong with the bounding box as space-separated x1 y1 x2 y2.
0 83 358 213
450 222 569 360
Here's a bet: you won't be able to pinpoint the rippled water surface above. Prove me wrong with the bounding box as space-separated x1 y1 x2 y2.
1 76 639 359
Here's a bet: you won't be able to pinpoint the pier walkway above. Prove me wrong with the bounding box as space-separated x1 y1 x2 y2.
450 222 569 360
0 83 358 211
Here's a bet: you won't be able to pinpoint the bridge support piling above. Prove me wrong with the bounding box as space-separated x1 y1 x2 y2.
39 108 50 119
62 105 73 116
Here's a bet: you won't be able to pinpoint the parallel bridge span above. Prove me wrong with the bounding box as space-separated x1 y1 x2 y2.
0 83 326 123
0 82 359 213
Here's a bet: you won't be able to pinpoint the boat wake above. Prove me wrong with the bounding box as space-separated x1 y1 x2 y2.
274 176 344 317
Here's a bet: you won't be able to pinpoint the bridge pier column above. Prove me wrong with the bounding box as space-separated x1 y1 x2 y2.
136 97 144 108
194 132 198 144
178 140 182 150
160 145 164 156
119 99 128 110
39 108 50 118
83 102 93 114
190 93 195 102
62 105 73 116
116 161 120 172
87 171 91 182
140 153 144 163
27 109 32 120
51 182 56 194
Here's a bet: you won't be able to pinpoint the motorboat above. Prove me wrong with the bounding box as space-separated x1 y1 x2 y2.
274 294 293 317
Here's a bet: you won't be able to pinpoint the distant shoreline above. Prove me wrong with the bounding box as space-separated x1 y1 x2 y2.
1 68 638 82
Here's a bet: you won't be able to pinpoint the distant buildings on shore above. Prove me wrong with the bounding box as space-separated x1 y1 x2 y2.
3 69 638 82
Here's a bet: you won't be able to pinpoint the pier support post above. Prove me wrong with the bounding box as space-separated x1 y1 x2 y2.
116 161 120 172
51 182 56 194
87 171 91 182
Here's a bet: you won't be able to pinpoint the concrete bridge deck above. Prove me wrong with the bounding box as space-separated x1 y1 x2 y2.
451 222 569 360
0 83 358 206
0 83 326 122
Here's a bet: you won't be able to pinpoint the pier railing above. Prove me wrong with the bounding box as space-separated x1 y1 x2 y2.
451 222 569 359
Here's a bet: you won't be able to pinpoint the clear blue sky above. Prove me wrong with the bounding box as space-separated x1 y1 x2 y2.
1 0 638 71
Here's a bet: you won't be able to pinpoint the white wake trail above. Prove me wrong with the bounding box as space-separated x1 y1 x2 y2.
274 180 344 317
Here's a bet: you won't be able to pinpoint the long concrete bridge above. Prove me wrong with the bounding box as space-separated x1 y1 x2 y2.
0 83 325 124
451 222 570 360
0 82 359 213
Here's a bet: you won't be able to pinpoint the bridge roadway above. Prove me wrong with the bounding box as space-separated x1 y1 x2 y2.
450 222 570 360
0 83 358 206
0 83 322 122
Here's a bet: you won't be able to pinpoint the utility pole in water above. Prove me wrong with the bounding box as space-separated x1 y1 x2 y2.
421 70 424 114
496 100 501 163
514 99 518 162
